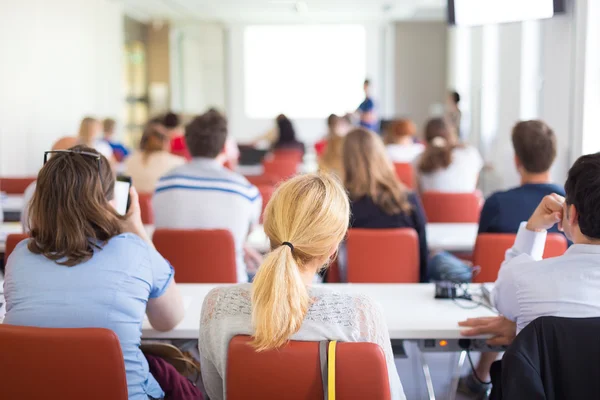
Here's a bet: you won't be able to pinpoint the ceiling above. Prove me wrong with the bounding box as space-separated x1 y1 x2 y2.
120 0 447 23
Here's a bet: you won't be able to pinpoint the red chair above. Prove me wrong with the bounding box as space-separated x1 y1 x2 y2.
137 193 154 225
393 163 415 189
272 149 304 164
256 184 275 223
227 335 390 400
153 229 237 283
421 191 483 223
5 233 29 261
325 259 342 283
346 228 420 283
472 233 568 283
0 325 128 400
245 174 278 187
262 158 298 182
0 177 36 194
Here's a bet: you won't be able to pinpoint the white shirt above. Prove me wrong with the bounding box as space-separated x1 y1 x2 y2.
153 158 262 283
386 143 424 163
417 146 483 193
493 222 600 334
93 140 114 160
125 151 186 193
198 284 405 400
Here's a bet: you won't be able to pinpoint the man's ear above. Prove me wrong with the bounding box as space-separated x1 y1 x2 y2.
568 204 578 226
514 155 522 170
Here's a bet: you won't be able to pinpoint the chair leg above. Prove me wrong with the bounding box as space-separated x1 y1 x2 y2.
419 350 436 400
447 350 467 400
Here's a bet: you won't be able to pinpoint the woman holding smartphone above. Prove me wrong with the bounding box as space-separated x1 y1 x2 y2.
3 146 184 400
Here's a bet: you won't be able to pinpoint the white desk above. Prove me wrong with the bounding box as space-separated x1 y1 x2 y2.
142 283 495 340
1 195 24 213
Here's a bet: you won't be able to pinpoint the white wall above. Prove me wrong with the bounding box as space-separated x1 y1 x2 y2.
0 0 124 176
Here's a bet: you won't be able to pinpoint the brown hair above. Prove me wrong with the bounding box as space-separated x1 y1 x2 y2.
343 128 411 215
384 119 417 145
140 123 169 163
512 120 556 173
418 118 460 173
28 145 123 266
185 109 227 158
103 118 116 134
78 117 100 145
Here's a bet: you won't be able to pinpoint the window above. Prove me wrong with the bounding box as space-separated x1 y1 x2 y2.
244 25 366 119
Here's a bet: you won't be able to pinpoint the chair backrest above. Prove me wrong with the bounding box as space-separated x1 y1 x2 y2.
272 149 304 164
421 191 482 223
137 192 154 225
472 233 568 283
5 233 29 261
0 325 128 400
262 158 298 182
152 229 237 283
0 177 37 194
393 163 415 189
245 174 278 187
347 228 420 283
227 335 390 400
256 184 275 223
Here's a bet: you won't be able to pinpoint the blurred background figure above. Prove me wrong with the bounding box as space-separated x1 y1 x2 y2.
445 90 462 138
102 118 130 162
357 79 379 133
77 117 115 161
164 112 190 160
385 119 424 163
317 114 351 178
272 114 305 154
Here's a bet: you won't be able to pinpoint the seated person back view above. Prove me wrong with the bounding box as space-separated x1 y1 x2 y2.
272 114 305 154
103 118 130 160
3 146 184 400
416 118 483 193
153 110 262 283
198 173 405 400
479 120 564 235
318 114 350 178
343 128 428 282
385 119 424 163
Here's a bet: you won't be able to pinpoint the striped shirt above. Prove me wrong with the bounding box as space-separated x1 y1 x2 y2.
153 158 262 283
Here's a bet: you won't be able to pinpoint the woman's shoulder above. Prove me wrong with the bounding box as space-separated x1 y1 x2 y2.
201 284 252 323
307 287 383 323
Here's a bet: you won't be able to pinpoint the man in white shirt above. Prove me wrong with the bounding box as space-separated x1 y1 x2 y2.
153 110 262 283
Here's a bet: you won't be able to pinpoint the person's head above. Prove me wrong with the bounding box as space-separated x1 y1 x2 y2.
275 115 297 145
28 145 122 266
447 90 460 109
512 120 556 176
343 128 411 215
163 112 180 130
562 153 600 243
364 78 371 95
185 109 228 159
103 118 116 139
385 119 417 145
78 117 101 145
140 123 170 160
51 136 79 151
251 173 350 351
418 118 458 174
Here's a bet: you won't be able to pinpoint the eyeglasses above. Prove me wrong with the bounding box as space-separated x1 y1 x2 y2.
43 149 103 186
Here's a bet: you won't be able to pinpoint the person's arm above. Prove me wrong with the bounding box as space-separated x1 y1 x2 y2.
459 316 517 346
146 280 184 332
409 193 429 282
478 195 499 234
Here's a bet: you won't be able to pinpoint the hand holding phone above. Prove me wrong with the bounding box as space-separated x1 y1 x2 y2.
114 176 132 216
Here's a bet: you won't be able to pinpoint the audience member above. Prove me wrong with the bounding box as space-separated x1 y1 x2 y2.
446 90 462 137
416 118 483 193
102 118 129 161
164 112 191 160
251 114 285 148
198 173 405 400
357 79 379 132
153 110 262 283
125 123 186 193
385 119 425 163
318 114 349 178
3 146 184 400
77 117 114 160
272 114 305 154
343 128 428 281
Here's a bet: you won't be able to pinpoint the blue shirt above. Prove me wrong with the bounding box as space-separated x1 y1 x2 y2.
358 97 379 132
106 140 130 159
3 234 174 400
478 183 566 235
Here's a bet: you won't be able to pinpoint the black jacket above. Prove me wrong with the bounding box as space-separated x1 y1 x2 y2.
492 316 600 400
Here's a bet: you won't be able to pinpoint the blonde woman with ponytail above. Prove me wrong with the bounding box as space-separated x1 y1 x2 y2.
198 173 405 400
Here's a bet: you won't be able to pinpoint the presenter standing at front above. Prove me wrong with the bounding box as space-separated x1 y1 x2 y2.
357 79 379 133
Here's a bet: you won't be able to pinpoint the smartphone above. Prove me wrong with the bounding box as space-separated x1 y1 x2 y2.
114 176 132 216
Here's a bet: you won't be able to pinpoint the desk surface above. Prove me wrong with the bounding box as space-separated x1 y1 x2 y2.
142 283 496 340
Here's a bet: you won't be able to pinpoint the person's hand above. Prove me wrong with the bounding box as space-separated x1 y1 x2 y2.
526 193 565 232
121 186 150 243
458 316 517 346
244 245 263 273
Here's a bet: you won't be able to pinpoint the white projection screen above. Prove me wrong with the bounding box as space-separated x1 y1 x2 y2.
243 25 366 119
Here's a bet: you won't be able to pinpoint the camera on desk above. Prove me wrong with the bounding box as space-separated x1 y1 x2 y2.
434 281 471 300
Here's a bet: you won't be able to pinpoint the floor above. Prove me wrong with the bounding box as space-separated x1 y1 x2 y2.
395 341 482 400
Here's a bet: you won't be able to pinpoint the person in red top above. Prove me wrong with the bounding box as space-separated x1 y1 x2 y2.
164 112 191 160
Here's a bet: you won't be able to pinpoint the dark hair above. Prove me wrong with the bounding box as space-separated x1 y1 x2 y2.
450 90 460 104
327 114 339 129
512 120 556 174
140 123 169 162
185 109 228 158
564 153 600 239
364 79 371 86
275 115 298 146
418 118 459 173
163 112 180 129
28 145 122 266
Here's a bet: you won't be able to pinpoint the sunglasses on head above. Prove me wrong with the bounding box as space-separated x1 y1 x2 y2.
43 149 103 187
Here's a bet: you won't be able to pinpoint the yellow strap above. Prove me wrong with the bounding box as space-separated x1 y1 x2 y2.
328 341 337 400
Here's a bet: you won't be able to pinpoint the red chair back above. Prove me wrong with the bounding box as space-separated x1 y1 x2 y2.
347 228 420 283
5 234 29 261
393 163 415 189
153 229 237 283
472 233 568 283
0 325 128 400
421 191 482 223
227 336 390 400
256 184 275 223
272 149 304 164
138 193 154 225
245 174 278 187
0 177 36 194
262 158 298 182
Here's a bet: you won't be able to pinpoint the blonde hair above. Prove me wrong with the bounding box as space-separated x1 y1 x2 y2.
251 173 350 351
78 117 100 146
344 128 412 215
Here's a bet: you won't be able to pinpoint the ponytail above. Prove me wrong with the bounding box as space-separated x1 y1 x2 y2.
418 145 454 173
419 117 457 173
